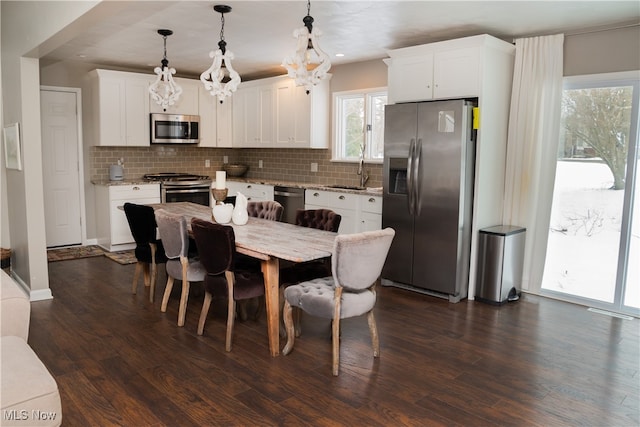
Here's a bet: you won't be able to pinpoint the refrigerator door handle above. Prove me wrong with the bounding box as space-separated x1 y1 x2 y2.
407 138 416 215
414 138 423 216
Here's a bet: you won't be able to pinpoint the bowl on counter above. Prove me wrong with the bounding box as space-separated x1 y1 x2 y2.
223 163 249 177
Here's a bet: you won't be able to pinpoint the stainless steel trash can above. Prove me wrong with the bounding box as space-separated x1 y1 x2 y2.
475 225 526 304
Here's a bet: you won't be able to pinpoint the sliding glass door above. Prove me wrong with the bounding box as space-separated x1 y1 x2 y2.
542 72 639 316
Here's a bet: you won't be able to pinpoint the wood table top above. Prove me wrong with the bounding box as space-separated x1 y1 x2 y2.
150 202 337 263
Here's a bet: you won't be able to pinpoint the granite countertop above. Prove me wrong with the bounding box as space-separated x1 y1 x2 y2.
225 178 383 196
93 177 383 196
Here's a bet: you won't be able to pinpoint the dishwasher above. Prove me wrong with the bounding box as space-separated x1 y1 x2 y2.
274 186 305 224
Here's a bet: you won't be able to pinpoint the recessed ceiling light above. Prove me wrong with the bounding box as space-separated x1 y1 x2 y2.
76 54 87 58
335 53 345 57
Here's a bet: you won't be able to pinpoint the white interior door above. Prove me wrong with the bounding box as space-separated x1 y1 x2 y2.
41 89 82 247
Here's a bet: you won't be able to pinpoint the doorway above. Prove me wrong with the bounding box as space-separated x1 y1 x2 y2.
541 72 639 316
40 87 86 248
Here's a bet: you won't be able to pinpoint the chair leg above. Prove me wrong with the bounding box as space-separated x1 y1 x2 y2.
142 263 151 287
282 300 296 355
161 276 174 313
132 262 143 294
177 257 191 327
332 287 343 376
197 291 212 335
149 244 158 303
367 310 380 358
225 271 236 352
294 307 302 337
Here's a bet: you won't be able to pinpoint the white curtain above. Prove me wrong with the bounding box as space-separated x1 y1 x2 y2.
502 34 564 294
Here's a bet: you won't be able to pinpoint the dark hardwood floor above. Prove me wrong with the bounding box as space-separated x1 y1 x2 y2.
26 255 639 426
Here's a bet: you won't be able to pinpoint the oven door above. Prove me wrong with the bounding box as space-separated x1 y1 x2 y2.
162 185 211 206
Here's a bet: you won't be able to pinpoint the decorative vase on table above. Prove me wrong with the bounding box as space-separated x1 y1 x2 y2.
212 203 233 224
232 192 249 225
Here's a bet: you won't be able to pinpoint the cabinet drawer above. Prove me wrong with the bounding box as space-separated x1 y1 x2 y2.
305 189 328 206
360 195 382 214
325 191 358 210
227 182 274 201
109 184 159 200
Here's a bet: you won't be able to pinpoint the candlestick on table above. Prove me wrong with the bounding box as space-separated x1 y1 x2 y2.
211 188 228 205
215 171 226 189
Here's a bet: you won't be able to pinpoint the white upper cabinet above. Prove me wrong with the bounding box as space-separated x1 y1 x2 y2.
90 69 151 146
274 77 328 148
198 84 233 148
385 34 512 104
227 75 329 149
233 84 274 147
149 77 199 115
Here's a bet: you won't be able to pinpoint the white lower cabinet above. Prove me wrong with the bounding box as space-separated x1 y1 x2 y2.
304 189 382 234
95 184 160 251
359 195 383 231
226 181 274 202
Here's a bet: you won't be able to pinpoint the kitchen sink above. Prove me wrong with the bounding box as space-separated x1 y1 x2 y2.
325 185 367 191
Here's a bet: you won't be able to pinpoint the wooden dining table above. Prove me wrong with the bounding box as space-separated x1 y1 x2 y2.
149 202 337 356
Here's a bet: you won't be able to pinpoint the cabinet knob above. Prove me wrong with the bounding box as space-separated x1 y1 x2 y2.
313 192 319 197
368 198 376 203
339 195 345 200
247 185 252 188
133 186 140 190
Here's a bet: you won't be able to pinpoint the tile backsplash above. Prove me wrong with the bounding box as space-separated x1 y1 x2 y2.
92 146 382 187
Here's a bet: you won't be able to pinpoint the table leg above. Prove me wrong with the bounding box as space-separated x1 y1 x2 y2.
261 256 280 357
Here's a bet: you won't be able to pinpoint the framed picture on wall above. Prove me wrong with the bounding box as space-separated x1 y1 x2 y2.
3 123 22 171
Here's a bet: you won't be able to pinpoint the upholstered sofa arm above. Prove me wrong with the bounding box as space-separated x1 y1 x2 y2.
1 269 30 340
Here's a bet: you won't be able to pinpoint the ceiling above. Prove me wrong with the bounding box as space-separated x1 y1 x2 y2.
42 1 639 81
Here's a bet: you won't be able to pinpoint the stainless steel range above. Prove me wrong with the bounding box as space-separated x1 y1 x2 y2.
143 173 212 206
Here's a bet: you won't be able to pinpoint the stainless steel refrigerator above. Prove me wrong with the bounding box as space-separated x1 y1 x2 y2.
381 100 476 302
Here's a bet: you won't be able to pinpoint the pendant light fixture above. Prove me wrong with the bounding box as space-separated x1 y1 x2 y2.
200 4 241 104
282 0 331 94
149 29 183 111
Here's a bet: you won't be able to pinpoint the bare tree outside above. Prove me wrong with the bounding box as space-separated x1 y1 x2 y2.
560 86 632 190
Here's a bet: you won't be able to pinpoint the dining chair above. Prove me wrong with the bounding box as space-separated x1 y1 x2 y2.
191 218 266 352
247 200 284 221
234 200 284 320
123 202 168 302
282 227 395 376
154 209 206 327
279 209 342 335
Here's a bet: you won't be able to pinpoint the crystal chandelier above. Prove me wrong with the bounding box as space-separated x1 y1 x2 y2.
200 5 241 104
149 29 183 111
282 0 331 94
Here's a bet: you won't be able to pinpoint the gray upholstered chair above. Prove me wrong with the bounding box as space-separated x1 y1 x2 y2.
279 208 342 336
154 209 206 327
282 227 395 376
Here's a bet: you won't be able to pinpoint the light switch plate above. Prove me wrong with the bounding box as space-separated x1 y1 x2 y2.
310 162 318 172
259 160 263 168
205 159 211 168
223 156 228 164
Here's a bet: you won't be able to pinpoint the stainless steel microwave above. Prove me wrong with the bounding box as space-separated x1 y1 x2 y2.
150 113 199 144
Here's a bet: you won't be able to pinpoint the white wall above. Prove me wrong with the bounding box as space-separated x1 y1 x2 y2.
0 0 102 299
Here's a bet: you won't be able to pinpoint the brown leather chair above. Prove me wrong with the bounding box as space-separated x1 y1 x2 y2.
247 200 284 221
123 203 168 302
280 209 342 286
191 218 266 352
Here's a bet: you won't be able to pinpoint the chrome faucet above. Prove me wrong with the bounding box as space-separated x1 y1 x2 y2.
357 141 369 188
